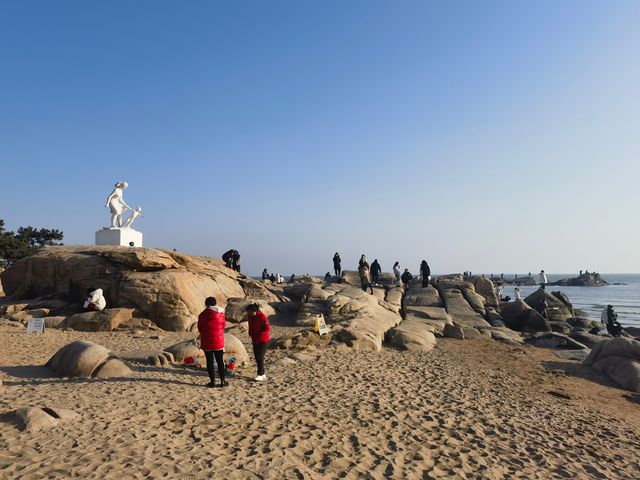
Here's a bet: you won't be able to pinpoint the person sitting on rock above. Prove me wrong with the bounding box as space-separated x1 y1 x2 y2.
333 252 342 277
401 269 413 289
359 262 374 294
604 305 624 337
420 260 431 287
262 269 269 280
269 273 276 282
324 272 331 280
197 297 227 388
370 259 382 285
83 288 106 311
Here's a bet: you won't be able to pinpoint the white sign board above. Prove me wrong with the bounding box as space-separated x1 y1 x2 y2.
26 318 45 334
315 315 331 336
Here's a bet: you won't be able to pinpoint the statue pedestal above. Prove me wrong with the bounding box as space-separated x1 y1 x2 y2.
95 228 143 247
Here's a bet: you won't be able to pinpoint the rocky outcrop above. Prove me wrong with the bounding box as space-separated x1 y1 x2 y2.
552 272 608 287
64 308 135 331
524 332 588 350
583 337 640 392
0 246 264 331
524 289 574 322
46 341 132 378
500 300 551 332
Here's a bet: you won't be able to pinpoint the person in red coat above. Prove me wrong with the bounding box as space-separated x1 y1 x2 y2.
247 303 271 381
197 297 227 388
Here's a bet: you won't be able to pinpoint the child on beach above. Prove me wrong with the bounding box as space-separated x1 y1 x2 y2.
197 297 227 388
247 303 271 381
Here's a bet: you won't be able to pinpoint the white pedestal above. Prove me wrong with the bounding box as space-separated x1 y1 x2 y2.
95 228 143 247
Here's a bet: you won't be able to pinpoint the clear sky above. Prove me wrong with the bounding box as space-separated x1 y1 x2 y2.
1 1 639 275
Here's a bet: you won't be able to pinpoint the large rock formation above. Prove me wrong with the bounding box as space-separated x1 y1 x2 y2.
0 246 270 331
552 272 608 287
583 337 640 392
524 288 574 322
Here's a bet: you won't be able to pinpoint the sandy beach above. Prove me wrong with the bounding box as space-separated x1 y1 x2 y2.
1 323 638 479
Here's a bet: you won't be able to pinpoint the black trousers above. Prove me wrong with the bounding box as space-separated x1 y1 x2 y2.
372 273 379 284
421 275 429 287
253 343 268 376
204 349 225 384
334 267 341 276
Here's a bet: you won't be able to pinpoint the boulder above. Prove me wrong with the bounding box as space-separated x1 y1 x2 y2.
387 319 437 352
44 316 67 328
403 285 442 308
568 316 602 331
439 288 490 329
225 298 276 323
500 300 551 332
569 329 609 348
524 288 574 322
7 407 79 432
524 332 588 350
164 340 202 363
489 327 524 345
384 287 404 308
120 350 175 367
271 330 333 350
0 246 250 331
63 308 135 331
164 334 248 364
9 308 50 323
583 337 640 392
444 323 465 340
473 277 499 308
402 306 452 333
46 341 132 378
327 285 402 351
548 321 573 335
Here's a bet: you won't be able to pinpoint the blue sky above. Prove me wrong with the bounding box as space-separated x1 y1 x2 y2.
1 1 639 275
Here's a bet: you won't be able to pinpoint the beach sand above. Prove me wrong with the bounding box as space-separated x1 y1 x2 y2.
1 324 639 479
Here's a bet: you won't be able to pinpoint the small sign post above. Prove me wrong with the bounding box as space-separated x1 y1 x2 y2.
26 318 45 334
314 314 330 336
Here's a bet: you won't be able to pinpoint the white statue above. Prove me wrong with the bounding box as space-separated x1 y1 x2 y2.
105 182 131 228
123 206 143 228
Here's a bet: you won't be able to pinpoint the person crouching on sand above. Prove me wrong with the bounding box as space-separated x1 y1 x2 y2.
197 297 227 388
247 303 271 381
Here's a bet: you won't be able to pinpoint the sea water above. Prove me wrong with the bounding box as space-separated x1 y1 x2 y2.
502 274 640 328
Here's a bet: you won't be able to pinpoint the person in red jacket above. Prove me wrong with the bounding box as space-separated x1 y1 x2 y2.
197 297 227 388
247 303 271 381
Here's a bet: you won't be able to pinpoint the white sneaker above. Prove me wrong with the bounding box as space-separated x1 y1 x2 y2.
254 374 265 382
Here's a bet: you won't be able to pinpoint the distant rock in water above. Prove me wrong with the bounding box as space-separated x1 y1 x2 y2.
551 272 608 287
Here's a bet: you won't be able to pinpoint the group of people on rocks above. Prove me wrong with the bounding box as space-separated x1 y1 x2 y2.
261 269 285 284
348 254 432 293
197 297 270 387
222 249 241 273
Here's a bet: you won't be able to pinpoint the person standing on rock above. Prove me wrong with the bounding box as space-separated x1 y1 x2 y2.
358 262 374 294
197 297 227 388
539 270 548 290
514 287 521 300
401 269 413 289
262 268 269 280
247 303 271 381
393 262 401 286
359 254 368 269
420 260 431 287
333 253 342 277
233 251 241 273
370 259 382 285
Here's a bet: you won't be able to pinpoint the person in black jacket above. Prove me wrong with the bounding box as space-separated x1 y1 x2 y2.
333 253 342 277
370 259 382 285
401 269 413 289
420 260 431 287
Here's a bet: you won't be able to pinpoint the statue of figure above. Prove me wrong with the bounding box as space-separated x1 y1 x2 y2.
123 207 143 228
105 182 131 228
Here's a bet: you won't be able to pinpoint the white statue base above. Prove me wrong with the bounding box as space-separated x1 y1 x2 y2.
95 228 143 247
